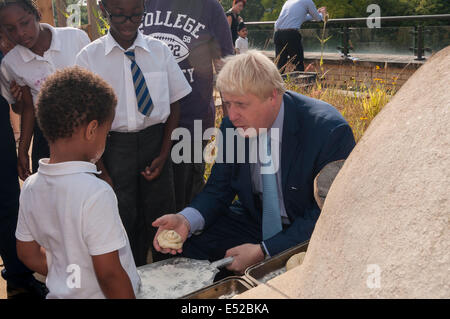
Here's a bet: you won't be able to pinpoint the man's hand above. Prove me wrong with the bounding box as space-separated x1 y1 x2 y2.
17 150 31 181
224 243 265 275
152 214 190 255
141 155 167 181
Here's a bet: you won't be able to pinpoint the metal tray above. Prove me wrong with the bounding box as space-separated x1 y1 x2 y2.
181 276 255 299
244 241 309 286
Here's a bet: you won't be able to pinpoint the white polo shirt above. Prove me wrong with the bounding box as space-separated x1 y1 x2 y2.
75 31 192 133
0 23 90 105
235 36 249 54
16 160 141 299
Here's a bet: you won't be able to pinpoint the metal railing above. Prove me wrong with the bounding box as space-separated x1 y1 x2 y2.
245 14 450 60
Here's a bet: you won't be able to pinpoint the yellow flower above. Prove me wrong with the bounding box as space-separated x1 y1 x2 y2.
360 117 368 120
376 65 380 70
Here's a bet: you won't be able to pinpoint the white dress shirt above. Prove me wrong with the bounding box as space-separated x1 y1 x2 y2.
16 160 141 299
275 0 323 30
235 36 249 54
180 101 289 246
76 31 192 132
0 23 90 105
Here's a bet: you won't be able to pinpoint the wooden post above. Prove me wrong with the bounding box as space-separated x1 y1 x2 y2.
87 0 101 40
55 0 67 27
36 0 55 26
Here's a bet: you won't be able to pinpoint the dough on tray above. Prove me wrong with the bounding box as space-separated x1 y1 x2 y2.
286 252 306 271
157 230 183 249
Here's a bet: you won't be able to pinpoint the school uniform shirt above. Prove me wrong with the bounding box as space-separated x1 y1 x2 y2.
75 30 192 133
16 160 141 299
0 23 90 105
235 36 249 54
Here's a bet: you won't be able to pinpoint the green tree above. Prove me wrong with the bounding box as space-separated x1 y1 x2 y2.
412 0 450 14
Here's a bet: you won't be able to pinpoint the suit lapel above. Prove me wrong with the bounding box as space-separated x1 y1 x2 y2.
281 93 303 194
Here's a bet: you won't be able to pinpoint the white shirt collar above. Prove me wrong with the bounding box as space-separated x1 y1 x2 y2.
37 159 101 176
269 100 285 144
104 30 150 56
17 23 61 63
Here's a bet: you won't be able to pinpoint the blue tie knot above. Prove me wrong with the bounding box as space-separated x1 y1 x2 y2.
125 50 136 62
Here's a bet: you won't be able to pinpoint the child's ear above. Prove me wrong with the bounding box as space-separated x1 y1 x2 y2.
85 120 99 141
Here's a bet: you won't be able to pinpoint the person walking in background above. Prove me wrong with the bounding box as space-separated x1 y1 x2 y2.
226 0 246 46
141 0 234 212
274 0 326 72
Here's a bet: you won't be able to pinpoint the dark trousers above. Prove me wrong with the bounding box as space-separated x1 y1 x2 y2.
103 124 176 266
0 113 33 284
274 29 305 72
0 206 34 285
172 139 208 211
181 201 262 280
31 122 50 173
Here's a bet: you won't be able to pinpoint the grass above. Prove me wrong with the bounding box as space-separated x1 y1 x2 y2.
285 75 395 142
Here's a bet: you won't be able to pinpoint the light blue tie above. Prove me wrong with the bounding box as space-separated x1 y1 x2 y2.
124 50 154 117
261 133 283 240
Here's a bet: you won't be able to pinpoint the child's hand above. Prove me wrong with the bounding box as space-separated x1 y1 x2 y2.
17 151 31 181
10 81 24 102
141 155 167 181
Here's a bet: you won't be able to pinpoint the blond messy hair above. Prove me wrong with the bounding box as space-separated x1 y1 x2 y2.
216 50 286 100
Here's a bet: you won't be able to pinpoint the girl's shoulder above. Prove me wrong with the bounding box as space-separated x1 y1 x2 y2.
53 26 87 37
51 26 90 47
0 45 23 68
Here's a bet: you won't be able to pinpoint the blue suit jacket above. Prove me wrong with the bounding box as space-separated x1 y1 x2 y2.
190 91 356 256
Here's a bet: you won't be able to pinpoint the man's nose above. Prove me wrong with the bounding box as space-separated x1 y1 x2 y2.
227 104 239 122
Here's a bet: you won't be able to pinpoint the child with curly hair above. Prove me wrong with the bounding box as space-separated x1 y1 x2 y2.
15 66 140 299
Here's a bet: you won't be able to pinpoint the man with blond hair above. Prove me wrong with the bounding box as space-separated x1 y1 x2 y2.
153 50 355 277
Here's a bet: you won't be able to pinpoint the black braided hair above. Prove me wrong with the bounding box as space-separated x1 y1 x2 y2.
0 0 41 21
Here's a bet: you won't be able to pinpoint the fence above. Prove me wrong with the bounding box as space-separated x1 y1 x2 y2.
246 14 450 60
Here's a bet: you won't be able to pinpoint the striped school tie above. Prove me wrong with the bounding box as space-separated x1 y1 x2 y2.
261 133 283 240
124 50 154 117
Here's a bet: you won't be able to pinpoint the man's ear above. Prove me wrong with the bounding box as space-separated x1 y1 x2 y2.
85 120 99 141
272 88 278 100
270 88 278 105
